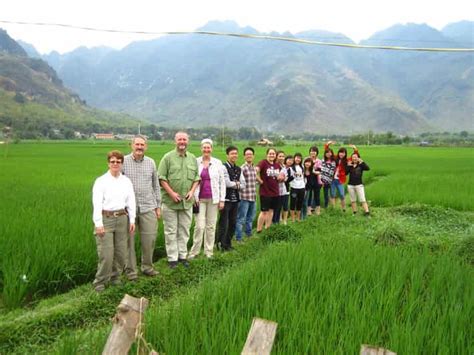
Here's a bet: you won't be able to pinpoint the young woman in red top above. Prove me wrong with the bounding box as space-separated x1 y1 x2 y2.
325 141 347 212
256 148 283 232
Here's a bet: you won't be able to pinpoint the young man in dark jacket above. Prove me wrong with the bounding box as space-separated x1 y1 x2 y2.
217 146 246 251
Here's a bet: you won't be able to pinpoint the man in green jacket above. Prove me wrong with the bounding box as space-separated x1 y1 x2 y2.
158 132 200 268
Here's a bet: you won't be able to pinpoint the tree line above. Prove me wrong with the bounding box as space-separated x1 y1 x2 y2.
1 118 472 147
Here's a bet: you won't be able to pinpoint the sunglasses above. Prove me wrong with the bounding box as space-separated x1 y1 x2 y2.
109 160 123 164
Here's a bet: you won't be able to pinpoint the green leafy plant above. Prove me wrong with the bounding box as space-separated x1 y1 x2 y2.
456 235 474 265
373 221 406 246
261 224 303 244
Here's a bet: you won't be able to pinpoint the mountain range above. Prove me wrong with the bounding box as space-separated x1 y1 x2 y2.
0 29 139 138
5 20 474 135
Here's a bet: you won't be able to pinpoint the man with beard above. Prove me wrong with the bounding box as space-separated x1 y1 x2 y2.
122 135 161 279
158 132 200 268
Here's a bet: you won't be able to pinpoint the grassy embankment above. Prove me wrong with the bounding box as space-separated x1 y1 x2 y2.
1 205 472 354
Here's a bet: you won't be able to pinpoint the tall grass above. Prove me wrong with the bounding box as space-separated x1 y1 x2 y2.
0 142 472 309
2 204 470 353
49 224 473 354
144 235 472 354
364 146 474 211
0 142 151 308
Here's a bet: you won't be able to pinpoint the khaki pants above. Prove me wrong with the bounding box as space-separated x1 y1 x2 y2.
126 210 157 278
189 199 219 258
162 203 192 262
93 214 128 288
348 184 367 203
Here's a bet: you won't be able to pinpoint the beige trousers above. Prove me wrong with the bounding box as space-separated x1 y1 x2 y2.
93 214 128 288
162 203 192 262
348 184 367 203
189 199 219 258
126 210 157 278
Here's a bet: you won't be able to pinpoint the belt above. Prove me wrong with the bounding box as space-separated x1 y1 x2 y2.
102 209 127 217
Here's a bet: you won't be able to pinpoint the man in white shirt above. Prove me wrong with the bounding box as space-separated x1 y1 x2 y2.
92 150 136 292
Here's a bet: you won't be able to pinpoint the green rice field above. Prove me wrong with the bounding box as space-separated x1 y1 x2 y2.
0 141 472 354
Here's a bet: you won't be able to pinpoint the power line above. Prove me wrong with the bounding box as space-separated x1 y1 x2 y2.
1 19 473 52
363 38 473 46
299 35 473 47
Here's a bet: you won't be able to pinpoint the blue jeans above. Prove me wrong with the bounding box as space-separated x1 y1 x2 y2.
306 185 321 208
330 180 345 199
236 200 256 240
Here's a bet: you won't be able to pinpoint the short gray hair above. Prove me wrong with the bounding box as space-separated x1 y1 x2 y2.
175 131 189 140
201 138 213 147
131 134 147 144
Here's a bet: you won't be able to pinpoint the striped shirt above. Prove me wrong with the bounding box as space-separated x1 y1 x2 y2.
240 162 257 201
122 154 161 213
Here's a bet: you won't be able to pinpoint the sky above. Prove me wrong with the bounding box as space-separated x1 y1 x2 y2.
1 0 473 54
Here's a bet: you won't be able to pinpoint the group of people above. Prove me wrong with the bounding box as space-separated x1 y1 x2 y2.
269 141 371 224
91 133 370 292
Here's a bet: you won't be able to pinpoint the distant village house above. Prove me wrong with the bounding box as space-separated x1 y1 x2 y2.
114 134 136 140
257 138 273 146
91 133 148 140
92 133 115 140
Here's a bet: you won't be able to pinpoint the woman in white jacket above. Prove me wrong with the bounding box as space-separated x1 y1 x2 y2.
189 139 226 259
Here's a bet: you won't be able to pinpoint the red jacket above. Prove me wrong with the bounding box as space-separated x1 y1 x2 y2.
323 143 358 184
335 159 347 184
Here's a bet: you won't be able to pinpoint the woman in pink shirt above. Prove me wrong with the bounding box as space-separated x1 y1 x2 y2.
189 139 226 259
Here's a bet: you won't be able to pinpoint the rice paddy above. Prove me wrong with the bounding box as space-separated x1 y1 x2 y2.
0 141 472 354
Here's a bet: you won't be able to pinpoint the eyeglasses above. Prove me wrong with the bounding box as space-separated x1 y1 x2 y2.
109 160 122 164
